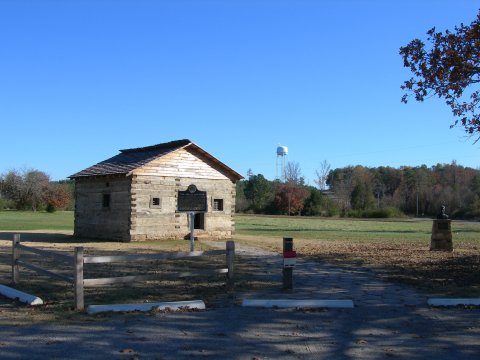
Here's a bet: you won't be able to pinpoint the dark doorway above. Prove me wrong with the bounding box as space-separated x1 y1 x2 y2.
194 213 205 230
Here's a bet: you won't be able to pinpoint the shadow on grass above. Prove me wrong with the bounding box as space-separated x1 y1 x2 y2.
0 238 280 326
0 231 115 244
2 245 480 359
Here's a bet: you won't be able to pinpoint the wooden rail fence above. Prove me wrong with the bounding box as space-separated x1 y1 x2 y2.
11 234 235 310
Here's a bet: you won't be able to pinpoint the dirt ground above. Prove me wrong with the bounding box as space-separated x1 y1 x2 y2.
1 231 480 359
231 233 480 297
0 231 274 324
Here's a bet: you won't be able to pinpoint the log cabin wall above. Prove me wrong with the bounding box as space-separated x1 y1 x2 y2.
73 176 131 241
71 141 241 242
129 148 236 241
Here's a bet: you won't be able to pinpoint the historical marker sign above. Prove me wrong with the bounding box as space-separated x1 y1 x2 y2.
177 184 207 212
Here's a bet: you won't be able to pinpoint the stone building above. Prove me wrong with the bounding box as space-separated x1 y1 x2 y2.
69 139 243 241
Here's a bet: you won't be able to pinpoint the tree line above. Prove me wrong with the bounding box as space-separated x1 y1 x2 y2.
236 162 480 219
0 169 73 212
1 163 479 219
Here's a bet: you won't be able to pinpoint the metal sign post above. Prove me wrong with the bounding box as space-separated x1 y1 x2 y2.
178 184 207 212
189 211 195 252
177 184 207 252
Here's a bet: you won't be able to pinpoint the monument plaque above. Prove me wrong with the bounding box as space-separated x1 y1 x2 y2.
177 184 207 212
437 221 450 231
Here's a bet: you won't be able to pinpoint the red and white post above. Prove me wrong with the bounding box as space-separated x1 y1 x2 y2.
283 237 296 290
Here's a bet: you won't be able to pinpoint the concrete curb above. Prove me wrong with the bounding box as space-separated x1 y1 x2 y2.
86 300 206 315
0 284 43 306
428 298 480 307
242 299 354 308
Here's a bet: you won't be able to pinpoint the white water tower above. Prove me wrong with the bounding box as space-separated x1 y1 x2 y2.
276 145 288 181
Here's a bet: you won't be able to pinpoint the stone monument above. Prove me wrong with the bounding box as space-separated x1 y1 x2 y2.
430 205 453 251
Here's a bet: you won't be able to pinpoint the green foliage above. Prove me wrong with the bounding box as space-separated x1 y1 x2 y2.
0 197 15 211
243 174 273 213
302 187 324 216
302 187 338 216
460 196 480 220
347 207 406 219
350 182 376 210
471 175 480 196
235 181 249 213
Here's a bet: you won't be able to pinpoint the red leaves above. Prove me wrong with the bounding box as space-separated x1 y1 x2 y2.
400 10 480 141
274 184 309 216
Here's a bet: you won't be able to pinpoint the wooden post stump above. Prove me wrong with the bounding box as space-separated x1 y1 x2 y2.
74 247 84 311
12 234 20 285
283 237 294 290
226 241 235 291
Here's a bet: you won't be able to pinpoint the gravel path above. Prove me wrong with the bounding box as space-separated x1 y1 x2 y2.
1 240 479 359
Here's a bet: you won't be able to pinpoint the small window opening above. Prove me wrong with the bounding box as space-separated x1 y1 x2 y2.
213 199 224 211
150 196 161 209
102 194 111 208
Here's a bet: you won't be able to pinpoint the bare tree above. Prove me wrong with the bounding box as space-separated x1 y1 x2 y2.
21 170 50 211
0 169 50 211
284 161 304 185
314 160 331 190
0 170 23 204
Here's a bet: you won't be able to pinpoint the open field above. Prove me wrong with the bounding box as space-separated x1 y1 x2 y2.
236 214 480 244
234 214 480 296
0 211 480 323
0 211 74 231
1 210 478 244
0 213 480 360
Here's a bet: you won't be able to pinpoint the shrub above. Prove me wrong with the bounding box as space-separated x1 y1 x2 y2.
365 207 406 218
452 208 480 220
0 197 14 210
346 207 406 218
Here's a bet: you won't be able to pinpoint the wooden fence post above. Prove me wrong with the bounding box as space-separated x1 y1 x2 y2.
74 247 84 311
226 240 235 290
12 234 20 285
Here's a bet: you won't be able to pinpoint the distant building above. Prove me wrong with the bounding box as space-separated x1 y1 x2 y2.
69 139 243 241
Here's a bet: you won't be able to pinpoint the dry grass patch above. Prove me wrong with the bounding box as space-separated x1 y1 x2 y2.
233 234 480 297
0 231 271 323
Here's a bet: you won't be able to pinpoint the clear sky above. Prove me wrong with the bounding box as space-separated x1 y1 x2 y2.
1 0 479 183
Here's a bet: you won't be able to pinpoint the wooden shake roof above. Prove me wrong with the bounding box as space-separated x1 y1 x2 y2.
69 139 243 181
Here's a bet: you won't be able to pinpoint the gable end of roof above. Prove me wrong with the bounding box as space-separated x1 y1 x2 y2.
69 139 243 181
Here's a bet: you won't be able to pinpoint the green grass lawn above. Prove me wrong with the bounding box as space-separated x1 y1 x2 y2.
234 214 480 297
235 214 480 245
1 211 480 312
1 211 478 244
0 211 74 231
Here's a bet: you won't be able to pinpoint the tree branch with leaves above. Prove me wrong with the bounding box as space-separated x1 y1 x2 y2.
400 10 480 141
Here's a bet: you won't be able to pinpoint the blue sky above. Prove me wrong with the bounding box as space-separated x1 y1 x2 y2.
1 0 479 183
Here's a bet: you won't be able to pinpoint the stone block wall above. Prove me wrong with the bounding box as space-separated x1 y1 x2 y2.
129 175 236 241
74 176 131 241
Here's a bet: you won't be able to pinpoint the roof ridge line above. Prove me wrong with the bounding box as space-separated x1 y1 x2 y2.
120 139 192 153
